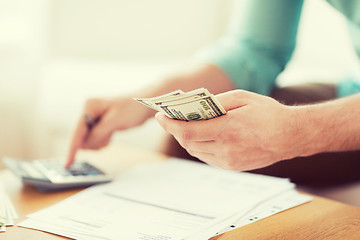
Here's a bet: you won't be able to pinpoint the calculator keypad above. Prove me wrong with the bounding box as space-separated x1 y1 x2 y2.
36 160 104 178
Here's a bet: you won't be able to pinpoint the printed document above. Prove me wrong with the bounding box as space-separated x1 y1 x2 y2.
19 158 311 239
0 182 18 233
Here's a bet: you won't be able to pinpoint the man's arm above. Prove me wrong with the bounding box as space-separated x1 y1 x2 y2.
293 93 360 155
155 90 360 171
195 0 304 96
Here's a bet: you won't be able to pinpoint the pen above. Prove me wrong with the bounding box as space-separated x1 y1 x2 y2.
84 114 96 130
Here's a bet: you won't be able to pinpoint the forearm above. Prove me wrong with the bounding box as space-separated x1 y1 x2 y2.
138 63 235 96
290 94 360 157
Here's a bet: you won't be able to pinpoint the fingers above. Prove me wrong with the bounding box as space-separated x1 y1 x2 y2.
66 116 89 168
84 114 114 149
66 98 109 168
155 112 223 141
186 150 230 170
174 134 216 155
174 136 233 170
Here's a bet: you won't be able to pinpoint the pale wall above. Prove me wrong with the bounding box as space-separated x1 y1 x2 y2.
0 0 358 164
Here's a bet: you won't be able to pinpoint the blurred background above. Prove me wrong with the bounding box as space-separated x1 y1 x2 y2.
0 0 358 167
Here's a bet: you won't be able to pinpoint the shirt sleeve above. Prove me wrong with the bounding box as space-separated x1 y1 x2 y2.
194 0 304 96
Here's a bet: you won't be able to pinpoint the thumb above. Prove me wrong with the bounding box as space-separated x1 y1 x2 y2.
216 90 258 111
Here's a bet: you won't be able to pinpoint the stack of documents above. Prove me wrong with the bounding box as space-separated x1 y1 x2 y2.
0 183 18 232
18 159 312 240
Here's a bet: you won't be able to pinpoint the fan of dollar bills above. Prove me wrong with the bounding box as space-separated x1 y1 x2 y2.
134 88 226 121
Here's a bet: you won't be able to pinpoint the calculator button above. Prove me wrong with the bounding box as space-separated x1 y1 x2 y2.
21 162 48 179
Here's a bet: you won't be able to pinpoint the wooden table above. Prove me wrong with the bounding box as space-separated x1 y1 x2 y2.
1 143 360 240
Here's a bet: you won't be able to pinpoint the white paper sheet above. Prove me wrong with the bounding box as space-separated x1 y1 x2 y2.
0 182 18 233
187 189 312 240
18 159 311 239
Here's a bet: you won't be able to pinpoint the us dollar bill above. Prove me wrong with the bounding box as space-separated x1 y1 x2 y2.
134 88 226 121
134 90 184 111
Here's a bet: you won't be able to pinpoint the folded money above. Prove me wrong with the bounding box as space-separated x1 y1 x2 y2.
134 88 226 121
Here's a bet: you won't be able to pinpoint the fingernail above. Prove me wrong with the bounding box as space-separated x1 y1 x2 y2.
155 112 162 120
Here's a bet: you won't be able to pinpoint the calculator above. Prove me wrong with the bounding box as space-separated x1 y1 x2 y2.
2 157 112 191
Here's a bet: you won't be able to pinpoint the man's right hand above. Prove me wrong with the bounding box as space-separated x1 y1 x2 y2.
65 96 154 168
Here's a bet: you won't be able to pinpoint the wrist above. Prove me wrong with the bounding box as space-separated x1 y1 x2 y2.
285 99 358 158
283 105 327 159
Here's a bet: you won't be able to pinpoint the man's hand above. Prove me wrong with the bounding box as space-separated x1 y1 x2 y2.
66 96 154 168
155 90 303 171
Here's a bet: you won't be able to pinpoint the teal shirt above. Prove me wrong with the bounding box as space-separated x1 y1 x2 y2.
195 0 360 97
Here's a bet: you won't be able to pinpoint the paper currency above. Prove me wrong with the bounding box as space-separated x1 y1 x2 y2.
134 88 226 121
